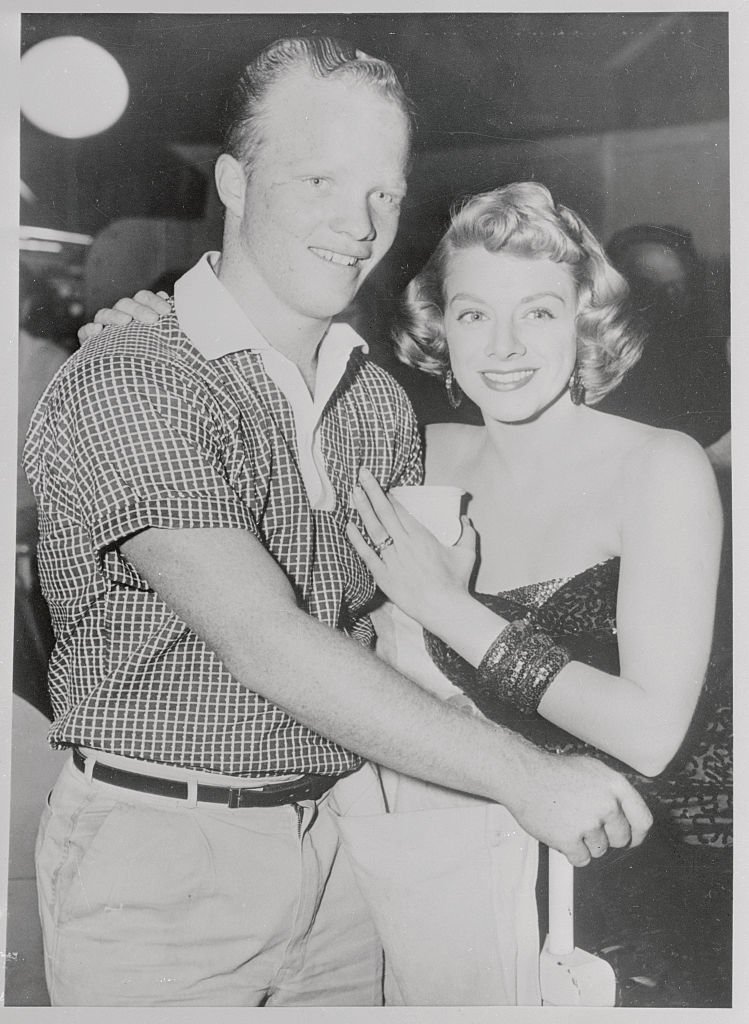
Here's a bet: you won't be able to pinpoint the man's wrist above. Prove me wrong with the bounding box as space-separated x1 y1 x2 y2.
483 720 550 813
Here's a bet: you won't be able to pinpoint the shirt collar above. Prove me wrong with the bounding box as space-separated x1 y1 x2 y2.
173 251 369 363
173 252 369 511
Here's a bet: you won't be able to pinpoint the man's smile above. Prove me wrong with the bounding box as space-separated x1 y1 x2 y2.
309 246 366 268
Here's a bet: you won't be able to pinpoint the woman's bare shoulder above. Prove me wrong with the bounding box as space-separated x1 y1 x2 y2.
424 422 483 481
613 418 710 474
579 410 716 511
588 409 706 465
593 414 718 512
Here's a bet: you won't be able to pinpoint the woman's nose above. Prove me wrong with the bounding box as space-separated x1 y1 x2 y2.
485 321 526 358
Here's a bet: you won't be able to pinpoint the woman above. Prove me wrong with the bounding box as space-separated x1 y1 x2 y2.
342 182 726 1006
85 183 725 1006
349 182 720 771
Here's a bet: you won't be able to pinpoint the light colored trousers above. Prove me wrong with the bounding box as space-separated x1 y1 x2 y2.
334 764 542 1006
344 602 544 1005
35 755 383 1006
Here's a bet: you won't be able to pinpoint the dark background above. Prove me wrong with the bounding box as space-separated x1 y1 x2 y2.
20 11 731 422
21 11 728 232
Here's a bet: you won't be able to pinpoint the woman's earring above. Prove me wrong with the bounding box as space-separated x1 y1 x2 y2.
445 368 463 409
568 366 586 406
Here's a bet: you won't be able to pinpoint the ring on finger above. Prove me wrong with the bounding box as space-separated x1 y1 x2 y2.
373 535 394 557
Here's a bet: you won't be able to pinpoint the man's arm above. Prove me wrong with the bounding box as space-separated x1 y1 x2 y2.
122 524 652 866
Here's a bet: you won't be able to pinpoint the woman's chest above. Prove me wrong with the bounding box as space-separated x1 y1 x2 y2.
461 470 624 592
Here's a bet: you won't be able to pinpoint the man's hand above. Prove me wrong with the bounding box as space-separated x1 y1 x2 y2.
510 748 653 867
78 290 171 344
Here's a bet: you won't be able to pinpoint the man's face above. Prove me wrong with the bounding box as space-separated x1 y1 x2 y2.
236 71 410 325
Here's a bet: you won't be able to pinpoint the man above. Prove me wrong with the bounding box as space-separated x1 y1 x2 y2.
25 37 651 1007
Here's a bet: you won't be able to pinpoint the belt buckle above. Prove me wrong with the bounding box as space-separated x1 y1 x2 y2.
227 787 244 809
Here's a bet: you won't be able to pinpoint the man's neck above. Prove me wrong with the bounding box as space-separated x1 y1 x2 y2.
217 252 328 392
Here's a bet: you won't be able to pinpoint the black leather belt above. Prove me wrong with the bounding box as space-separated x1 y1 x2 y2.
72 748 346 808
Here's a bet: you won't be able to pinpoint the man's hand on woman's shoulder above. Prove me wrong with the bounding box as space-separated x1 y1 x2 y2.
78 290 171 344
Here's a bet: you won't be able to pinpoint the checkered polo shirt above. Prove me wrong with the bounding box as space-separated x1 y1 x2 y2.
24 305 423 777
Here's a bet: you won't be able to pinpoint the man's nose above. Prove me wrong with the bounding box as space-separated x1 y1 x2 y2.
331 193 376 241
485 321 526 358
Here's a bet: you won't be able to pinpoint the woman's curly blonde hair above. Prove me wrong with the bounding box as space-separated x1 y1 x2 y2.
393 182 644 405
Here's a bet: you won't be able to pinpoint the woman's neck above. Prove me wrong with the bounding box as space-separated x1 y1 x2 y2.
479 397 591 488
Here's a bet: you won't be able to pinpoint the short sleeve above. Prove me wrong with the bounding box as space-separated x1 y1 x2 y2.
392 384 424 488
46 350 259 585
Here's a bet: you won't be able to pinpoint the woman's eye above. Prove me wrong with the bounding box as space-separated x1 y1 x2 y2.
305 177 328 189
457 310 486 324
526 308 554 320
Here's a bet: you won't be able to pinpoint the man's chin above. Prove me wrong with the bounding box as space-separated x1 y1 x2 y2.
301 286 363 322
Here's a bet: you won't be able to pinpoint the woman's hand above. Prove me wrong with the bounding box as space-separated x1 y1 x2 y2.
78 290 172 344
346 467 478 637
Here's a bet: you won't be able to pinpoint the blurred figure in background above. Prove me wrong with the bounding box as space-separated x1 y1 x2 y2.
17 264 78 512
16 264 78 719
598 224 730 448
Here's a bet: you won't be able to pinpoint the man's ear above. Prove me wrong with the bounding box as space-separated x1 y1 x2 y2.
215 153 247 218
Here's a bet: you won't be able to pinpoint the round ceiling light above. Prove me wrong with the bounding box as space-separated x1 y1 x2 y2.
21 36 129 139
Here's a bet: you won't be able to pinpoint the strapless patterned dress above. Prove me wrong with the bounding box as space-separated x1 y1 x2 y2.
425 557 732 849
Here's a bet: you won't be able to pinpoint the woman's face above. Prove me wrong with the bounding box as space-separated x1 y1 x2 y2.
443 247 579 424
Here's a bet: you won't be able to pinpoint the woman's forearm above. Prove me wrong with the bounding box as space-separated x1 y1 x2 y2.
426 594 704 778
537 660 703 777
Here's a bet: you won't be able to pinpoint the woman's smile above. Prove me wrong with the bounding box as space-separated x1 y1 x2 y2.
479 368 537 390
